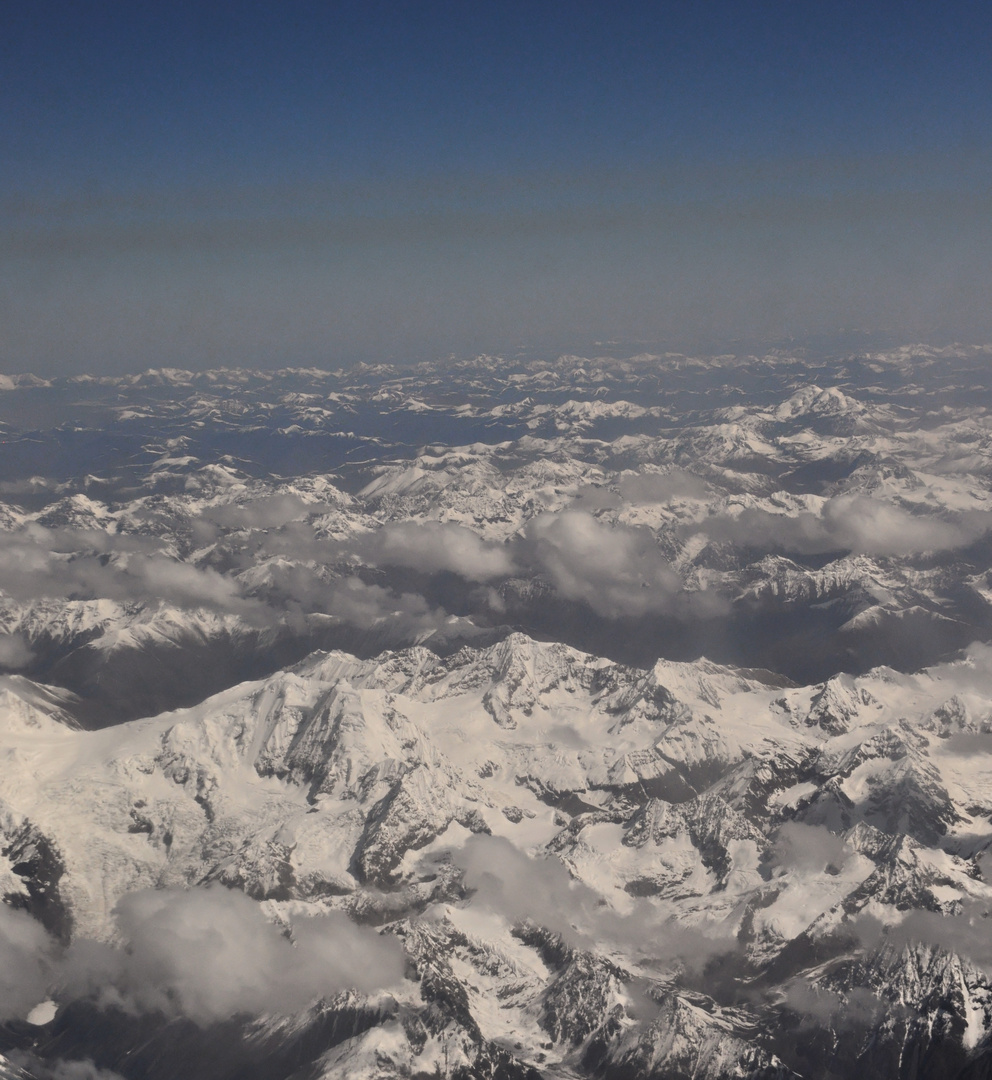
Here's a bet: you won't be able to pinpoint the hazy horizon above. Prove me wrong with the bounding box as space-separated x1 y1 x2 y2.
3 1 992 374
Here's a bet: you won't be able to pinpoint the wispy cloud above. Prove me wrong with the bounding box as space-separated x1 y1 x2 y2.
0 903 54 1021
351 520 513 581
852 899 992 973
54 886 405 1024
454 835 736 965
0 529 267 623
0 631 34 669
694 496 992 557
520 510 683 617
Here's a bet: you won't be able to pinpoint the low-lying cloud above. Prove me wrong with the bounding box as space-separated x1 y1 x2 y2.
352 521 513 581
233 558 457 640
619 469 709 504
454 835 735 965
61 886 405 1023
520 510 683 618
770 822 852 874
198 493 321 532
780 981 890 1026
852 899 992 973
0 527 268 623
0 632 34 669
327 513 693 619
696 496 992 557
0 506 707 640
0 903 54 1021
2 886 404 1026
312 575 450 633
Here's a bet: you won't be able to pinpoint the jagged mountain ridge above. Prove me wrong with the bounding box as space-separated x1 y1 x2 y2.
3 348 992 1077
4 348 992 717
3 633 992 1076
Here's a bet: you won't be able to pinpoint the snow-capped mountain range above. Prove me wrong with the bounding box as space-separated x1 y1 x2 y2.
2 345 992 1078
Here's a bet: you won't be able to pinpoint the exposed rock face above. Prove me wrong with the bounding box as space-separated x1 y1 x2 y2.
1 634 992 1076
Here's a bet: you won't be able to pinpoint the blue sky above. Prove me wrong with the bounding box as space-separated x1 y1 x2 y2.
2 1 991 372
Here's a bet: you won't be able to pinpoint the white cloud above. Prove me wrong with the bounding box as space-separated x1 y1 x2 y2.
456 834 601 943
780 981 887 1026
0 529 268 623
454 835 735 966
822 497 992 556
320 576 449 632
619 470 708 504
770 822 851 874
200 494 323 531
59 886 405 1024
0 632 34 669
353 521 513 582
0 903 54 1021
851 900 992 973
520 510 682 617
696 496 992 557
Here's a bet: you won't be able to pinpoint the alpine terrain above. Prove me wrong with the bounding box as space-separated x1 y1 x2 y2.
2 346 992 1079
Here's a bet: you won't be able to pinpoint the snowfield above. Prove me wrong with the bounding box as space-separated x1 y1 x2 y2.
2 347 992 1077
